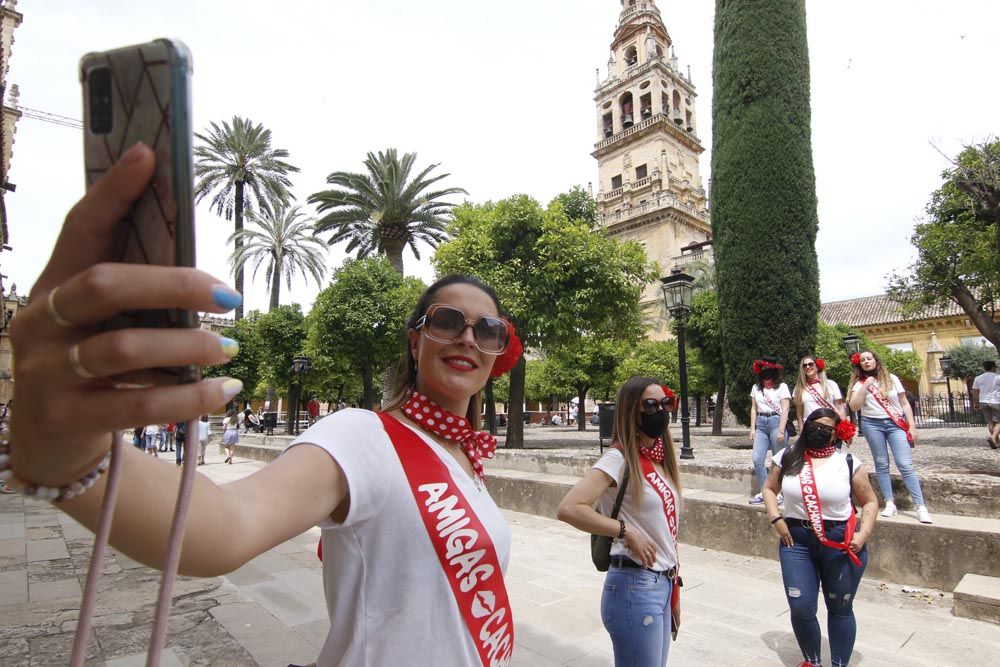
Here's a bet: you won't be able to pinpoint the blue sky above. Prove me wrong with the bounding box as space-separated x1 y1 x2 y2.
5 0 998 313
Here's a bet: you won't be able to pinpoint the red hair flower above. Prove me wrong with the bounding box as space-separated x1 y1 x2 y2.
815 358 826 372
752 359 783 374
850 352 861 366
490 320 523 378
835 420 857 441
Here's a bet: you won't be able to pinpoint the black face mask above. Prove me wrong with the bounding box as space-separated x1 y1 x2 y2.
802 425 834 449
639 410 668 438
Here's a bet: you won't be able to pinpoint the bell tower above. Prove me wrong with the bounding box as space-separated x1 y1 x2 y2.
594 0 711 325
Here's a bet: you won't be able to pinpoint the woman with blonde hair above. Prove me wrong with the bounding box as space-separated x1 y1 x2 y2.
558 377 682 666
793 355 846 433
848 350 932 523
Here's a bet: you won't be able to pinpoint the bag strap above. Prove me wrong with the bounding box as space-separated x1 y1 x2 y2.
846 453 858 511
610 467 630 519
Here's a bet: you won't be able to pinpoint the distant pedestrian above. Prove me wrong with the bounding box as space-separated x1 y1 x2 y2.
131 426 144 450
308 396 321 425
197 414 210 466
165 422 176 451
971 360 1000 449
143 423 160 457
174 420 186 466
848 350 932 523
763 408 878 667
749 357 791 505
221 409 239 465
558 377 683 667
793 356 846 433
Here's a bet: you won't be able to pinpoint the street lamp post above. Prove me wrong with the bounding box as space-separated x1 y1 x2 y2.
289 355 312 435
841 332 862 424
939 355 956 424
661 267 695 460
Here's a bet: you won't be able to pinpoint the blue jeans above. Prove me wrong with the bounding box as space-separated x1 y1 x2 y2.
753 413 781 491
601 564 674 666
144 433 158 450
859 416 925 506
780 522 868 667
175 433 185 464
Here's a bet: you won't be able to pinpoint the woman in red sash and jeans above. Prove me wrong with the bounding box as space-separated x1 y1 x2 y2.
848 350 932 524
558 377 682 666
763 408 878 667
6 149 519 666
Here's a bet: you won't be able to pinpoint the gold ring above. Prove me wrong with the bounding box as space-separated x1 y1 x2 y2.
69 343 98 380
46 286 75 328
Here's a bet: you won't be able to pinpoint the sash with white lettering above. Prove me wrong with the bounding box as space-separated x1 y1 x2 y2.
864 381 914 444
758 386 781 414
805 381 835 411
799 453 862 567
637 455 683 625
377 413 514 667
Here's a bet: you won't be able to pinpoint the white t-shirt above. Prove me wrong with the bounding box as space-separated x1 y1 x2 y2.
750 383 791 415
797 380 843 420
773 448 861 521
973 372 1000 405
287 409 511 667
851 374 905 418
198 421 210 442
144 423 160 436
593 448 680 572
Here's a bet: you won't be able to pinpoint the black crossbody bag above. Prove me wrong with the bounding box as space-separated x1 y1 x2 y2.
591 467 630 572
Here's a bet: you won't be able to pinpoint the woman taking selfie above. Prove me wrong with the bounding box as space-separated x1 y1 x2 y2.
558 377 682 666
749 357 791 505
793 356 846 433
5 144 520 666
848 350 932 524
763 408 878 667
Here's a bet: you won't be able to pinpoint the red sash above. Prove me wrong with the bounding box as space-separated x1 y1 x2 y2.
378 413 514 667
637 456 682 620
865 381 914 444
805 382 834 411
799 453 862 567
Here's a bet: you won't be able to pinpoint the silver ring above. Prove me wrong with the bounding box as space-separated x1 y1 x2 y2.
46 286 75 328
69 343 98 380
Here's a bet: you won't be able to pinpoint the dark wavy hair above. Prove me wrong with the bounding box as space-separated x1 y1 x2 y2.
780 407 844 477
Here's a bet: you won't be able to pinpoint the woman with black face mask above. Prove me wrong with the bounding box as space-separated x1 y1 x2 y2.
763 408 879 667
558 377 683 666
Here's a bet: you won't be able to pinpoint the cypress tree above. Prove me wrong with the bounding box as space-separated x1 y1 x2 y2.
711 0 820 422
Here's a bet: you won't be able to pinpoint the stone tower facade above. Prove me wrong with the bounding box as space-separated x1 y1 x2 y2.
593 0 711 332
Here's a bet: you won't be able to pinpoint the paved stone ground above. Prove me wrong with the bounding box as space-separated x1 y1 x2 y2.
499 423 1000 477
2 443 998 665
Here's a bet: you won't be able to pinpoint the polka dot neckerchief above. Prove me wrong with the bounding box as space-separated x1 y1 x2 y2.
401 391 496 484
638 437 665 464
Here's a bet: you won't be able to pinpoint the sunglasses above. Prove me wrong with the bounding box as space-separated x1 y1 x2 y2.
802 362 816 368
415 304 510 355
640 397 672 415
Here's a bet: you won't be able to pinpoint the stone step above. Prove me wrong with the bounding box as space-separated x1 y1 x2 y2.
485 466 1000 593
954 574 1000 625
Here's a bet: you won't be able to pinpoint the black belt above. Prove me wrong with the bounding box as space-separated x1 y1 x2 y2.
791 518 847 530
611 556 676 579
757 413 777 417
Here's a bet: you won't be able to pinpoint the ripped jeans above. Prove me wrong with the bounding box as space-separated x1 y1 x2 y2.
601 563 674 666
779 522 868 667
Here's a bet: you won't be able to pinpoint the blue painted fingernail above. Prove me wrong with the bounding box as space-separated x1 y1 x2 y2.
212 285 242 310
220 337 239 359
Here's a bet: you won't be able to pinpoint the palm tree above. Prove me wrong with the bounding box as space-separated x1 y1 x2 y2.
308 148 467 274
229 203 328 311
195 116 299 319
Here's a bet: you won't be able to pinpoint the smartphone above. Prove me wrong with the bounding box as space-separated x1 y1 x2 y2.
80 39 198 384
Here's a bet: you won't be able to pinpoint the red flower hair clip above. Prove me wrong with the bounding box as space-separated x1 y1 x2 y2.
835 420 857 441
490 320 523 378
850 352 861 366
661 385 676 399
814 358 826 372
752 360 784 374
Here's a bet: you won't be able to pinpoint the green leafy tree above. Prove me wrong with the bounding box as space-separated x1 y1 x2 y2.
307 257 425 409
888 140 1000 347
684 290 726 434
711 0 821 422
941 343 998 394
309 149 467 275
195 116 299 319
230 203 327 312
202 311 265 407
433 190 653 447
614 339 679 389
545 338 625 430
255 305 307 432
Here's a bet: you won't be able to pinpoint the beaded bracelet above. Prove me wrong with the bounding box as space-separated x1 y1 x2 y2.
618 518 626 539
0 437 112 502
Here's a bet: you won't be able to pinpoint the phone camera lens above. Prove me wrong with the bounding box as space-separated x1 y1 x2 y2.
88 67 112 135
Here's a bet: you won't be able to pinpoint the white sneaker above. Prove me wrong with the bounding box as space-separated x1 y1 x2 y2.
881 501 897 517
917 505 933 524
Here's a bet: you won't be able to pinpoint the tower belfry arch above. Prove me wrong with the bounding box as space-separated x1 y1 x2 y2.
593 0 711 334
